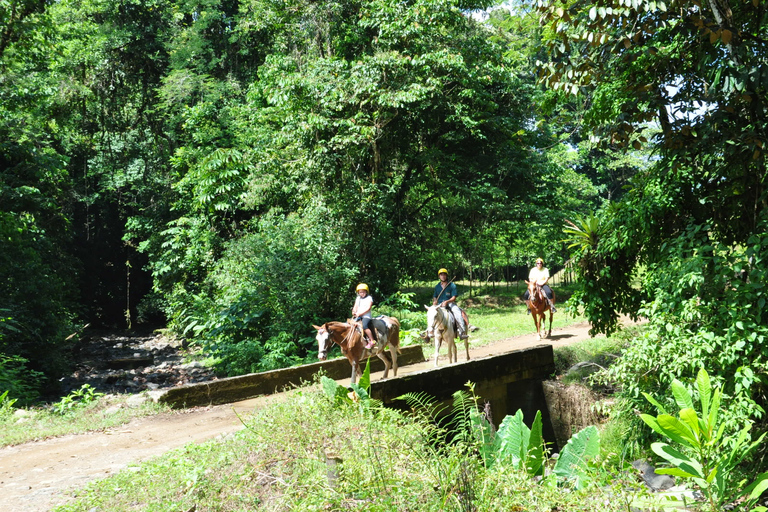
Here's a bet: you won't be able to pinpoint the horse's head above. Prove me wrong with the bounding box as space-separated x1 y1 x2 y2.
313 324 333 361
425 304 442 337
525 280 543 303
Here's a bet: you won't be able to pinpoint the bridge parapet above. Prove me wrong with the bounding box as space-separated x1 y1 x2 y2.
370 344 557 448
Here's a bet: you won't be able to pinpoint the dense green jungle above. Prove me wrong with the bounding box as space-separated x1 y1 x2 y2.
2 0 768 508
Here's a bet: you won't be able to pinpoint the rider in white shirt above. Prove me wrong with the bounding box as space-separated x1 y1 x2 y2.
352 283 376 349
524 258 556 314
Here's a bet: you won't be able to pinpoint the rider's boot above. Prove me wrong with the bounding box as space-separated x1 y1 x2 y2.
547 299 557 313
526 300 531 315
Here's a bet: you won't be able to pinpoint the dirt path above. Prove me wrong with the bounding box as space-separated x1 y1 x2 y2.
0 321 610 511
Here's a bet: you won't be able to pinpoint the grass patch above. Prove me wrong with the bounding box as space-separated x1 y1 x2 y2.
54 383 636 512
0 393 171 447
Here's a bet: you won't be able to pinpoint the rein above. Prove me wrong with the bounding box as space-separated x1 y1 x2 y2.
342 322 358 347
429 306 449 334
434 276 457 304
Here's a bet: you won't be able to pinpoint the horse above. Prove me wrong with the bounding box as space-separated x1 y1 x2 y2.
526 280 555 339
425 305 469 366
314 316 401 384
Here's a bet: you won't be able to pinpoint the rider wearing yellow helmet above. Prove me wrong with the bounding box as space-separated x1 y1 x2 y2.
352 283 376 349
433 268 470 339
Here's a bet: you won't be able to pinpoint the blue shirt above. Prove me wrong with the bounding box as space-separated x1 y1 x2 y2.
433 282 457 303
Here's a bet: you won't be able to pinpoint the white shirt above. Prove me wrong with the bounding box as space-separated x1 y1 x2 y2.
529 266 550 285
354 295 373 318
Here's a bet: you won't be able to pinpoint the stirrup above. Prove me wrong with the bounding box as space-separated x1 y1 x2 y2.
365 338 376 349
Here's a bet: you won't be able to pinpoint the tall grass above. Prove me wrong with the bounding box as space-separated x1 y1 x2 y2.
55 383 633 512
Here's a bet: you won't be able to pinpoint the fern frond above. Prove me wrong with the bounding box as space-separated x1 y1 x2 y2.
395 391 448 423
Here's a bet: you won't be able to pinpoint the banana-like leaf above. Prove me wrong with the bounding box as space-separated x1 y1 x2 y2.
359 358 371 391
670 379 694 411
642 392 669 415
744 472 768 500
695 368 712 419
656 415 698 448
526 410 545 477
651 442 705 479
496 409 529 469
321 376 348 405
678 408 703 440
553 425 600 488
708 388 721 430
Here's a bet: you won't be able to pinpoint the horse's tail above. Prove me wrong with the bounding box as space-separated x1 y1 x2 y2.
386 316 402 352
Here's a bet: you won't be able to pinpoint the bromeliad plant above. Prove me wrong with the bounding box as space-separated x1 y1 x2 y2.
639 368 768 511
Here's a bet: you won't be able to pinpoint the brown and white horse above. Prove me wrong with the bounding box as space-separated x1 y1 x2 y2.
425 305 469 366
526 280 555 339
314 317 401 384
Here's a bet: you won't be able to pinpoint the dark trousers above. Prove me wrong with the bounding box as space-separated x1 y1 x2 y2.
523 285 553 300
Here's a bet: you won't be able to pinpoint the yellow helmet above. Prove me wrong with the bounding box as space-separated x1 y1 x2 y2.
356 283 369 292
437 268 448 276
535 258 544 265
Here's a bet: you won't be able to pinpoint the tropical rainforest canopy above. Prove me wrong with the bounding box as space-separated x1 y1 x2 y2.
1 0 766 429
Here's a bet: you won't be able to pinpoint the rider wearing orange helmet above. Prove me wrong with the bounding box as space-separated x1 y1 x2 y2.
432 268 470 339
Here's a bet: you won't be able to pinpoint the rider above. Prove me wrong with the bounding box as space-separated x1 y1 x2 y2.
432 268 469 340
352 283 377 349
524 258 556 314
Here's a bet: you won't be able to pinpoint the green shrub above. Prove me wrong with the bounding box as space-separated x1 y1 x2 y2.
0 353 43 407
639 368 768 512
51 384 105 416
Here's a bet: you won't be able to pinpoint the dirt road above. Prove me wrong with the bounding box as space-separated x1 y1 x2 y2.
0 321 606 511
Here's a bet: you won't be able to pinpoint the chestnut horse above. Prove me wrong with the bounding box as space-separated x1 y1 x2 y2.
526 280 555 339
314 316 401 384
425 305 469 366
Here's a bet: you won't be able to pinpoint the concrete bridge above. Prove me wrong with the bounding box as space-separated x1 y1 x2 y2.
156 343 557 446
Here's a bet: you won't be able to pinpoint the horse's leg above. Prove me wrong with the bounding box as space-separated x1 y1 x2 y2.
464 335 470 361
390 344 398 377
447 332 457 364
433 332 441 367
548 310 553 338
377 351 391 379
350 360 358 384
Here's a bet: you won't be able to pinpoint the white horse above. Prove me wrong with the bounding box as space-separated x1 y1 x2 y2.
425 305 469 366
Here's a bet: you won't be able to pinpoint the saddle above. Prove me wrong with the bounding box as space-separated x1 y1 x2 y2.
348 316 389 346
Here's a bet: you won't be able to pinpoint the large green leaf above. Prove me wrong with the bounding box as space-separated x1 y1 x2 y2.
655 414 698 448
670 379 694 411
695 368 712 419
526 410 545 477
553 425 600 488
651 442 705 480
495 409 530 469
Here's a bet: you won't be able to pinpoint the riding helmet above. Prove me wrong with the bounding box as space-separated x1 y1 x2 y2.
438 268 448 276
356 283 369 292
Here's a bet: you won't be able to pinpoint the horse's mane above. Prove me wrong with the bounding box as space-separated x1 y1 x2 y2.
428 305 453 331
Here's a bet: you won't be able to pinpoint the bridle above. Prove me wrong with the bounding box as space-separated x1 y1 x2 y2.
529 282 545 306
318 322 359 359
317 327 333 359
427 306 448 337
